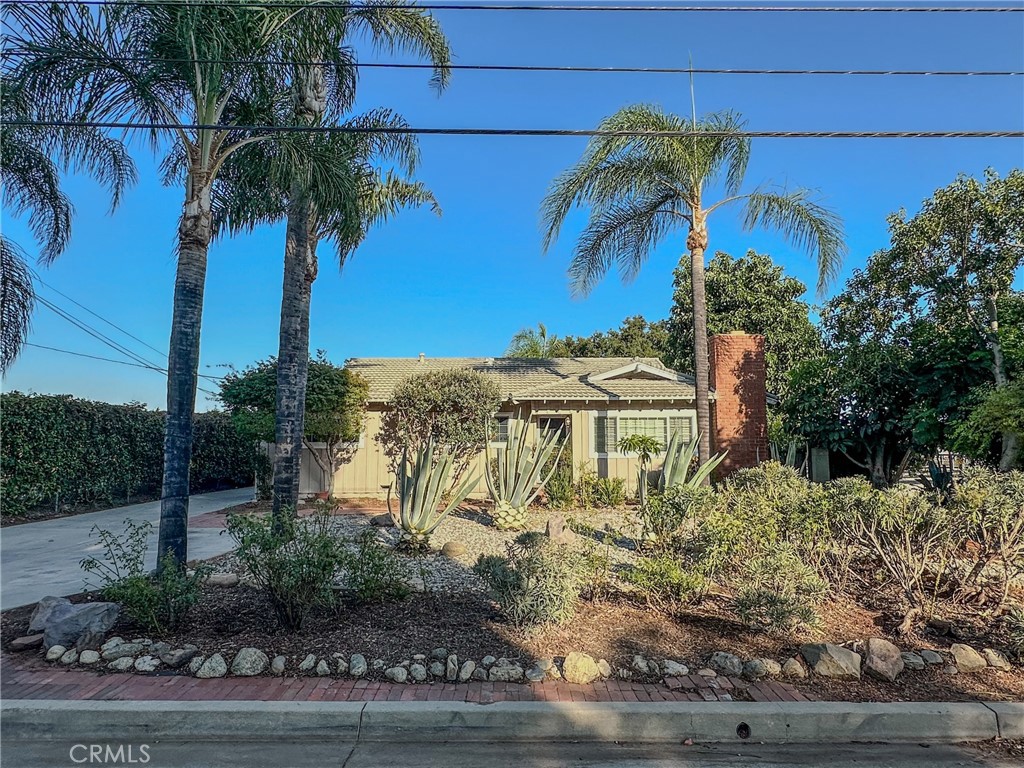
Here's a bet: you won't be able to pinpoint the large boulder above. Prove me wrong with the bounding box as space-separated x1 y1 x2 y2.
562 652 601 684
39 601 120 651
800 643 861 680
950 644 987 673
29 597 71 632
864 638 904 682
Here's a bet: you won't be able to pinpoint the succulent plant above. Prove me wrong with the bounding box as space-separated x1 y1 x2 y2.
395 438 479 548
658 431 727 491
486 413 567 530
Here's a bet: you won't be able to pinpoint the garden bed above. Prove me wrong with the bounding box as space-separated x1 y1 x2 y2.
3 498 1022 704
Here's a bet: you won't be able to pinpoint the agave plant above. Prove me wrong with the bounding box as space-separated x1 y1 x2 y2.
658 431 727 491
395 438 478 550
486 415 568 530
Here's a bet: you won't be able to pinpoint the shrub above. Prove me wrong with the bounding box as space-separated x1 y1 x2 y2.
545 460 575 509
623 554 708 607
347 529 411 603
594 477 626 508
474 532 588 627
80 520 208 633
1006 606 1024 661
227 510 347 630
732 544 826 633
635 485 714 548
575 461 600 509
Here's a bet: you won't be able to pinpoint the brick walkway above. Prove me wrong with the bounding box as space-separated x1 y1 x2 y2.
0 656 816 704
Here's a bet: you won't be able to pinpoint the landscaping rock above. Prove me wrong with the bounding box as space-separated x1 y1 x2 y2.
944 665 959 676
800 643 861 680
196 654 228 679
742 659 769 680
412 654 426 661
405 576 426 593
481 655 497 668
472 667 488 681
865 638 904 682
373 659 386 670
385 666 408 683
950 644 987 673
446 654 459 681
432 647 448 660
231 648 269 676
10 634 44 652
101 637 125 653
76 650 100 665
617 668 632 680
161 646 198 669
108 657 135 672
41 601 121 651
370 513 394 527
131 638 152 646
545 514 576 546
563 652 601 684
102 643 147 661
429 661 445 677
271 656 287 675
410 663 428 682
60 648 79 665
696 668 717 678
45 645 67 662
782 657 807 679
710 652 743 677
149 641 171 658
920 649 944 665
489 660 525 682
316 660 331 676
134 656 159 673
458 660 477 682
526 666 546 683
597 659 612 678
983 648 1012 671
188 656 206 675
663 660 689 677
30 596 74 632
901 652 926 671
441 541 467 558
299 654 317 672
349 654 367 678
335 656 349 675
631 655 653 675
205 572 239 587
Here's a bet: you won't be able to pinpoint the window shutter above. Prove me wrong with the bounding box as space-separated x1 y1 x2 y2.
669 416 693 444
594 415 617 454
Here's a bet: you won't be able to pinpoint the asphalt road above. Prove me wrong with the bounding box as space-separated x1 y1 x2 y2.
0 487 253 610
0 740 1013 768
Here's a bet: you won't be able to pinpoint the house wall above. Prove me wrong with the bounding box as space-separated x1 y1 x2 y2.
328 399 699 500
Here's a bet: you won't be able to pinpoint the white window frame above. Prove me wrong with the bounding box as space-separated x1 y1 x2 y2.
589 409 697 458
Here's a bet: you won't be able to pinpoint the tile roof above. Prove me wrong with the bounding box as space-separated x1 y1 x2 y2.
345 356 703 403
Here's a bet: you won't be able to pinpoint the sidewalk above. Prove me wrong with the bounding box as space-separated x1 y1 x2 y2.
0 488 253 610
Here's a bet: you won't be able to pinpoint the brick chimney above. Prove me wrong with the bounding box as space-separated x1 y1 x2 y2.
708 331 768 477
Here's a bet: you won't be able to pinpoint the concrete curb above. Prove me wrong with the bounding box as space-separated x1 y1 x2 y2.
3 700 1021 744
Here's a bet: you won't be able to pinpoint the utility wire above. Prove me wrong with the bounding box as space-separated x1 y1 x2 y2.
4 119 1021 138
3 52 1019 77
7 1 1021 11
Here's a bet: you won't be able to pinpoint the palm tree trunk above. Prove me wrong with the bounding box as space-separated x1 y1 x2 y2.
158 170 212 567
687 221 712 480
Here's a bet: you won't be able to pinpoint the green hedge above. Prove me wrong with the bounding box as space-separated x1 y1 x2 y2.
1 392 257 517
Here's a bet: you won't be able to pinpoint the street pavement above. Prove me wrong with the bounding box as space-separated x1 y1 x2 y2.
0 487 253 609
0 739 1010 768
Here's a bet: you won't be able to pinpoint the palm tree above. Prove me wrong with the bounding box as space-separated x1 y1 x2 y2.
541 106 845 475
0 92 135 370
7 0 359 566
505 322 569 358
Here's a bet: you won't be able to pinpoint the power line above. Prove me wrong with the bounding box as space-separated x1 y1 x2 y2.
3 53 1019 77
4 119 1022 138
7 1 1021 11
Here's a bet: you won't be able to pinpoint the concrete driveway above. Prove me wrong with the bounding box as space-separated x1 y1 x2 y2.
0 487 253 610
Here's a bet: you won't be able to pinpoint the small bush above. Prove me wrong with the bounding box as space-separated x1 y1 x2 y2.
594 477 626 508
575 462 600 509
636 485 714 548
227 511 347 630
347 529 411 603
732 544 826 633
80 520 208 633
545 461 575 509
623 554 708 607
1006 606 1024 661
474 531 588 627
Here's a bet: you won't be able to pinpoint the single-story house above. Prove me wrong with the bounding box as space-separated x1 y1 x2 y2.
294 332 770 499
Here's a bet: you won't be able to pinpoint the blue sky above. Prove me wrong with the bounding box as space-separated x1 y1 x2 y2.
3 4 1023 410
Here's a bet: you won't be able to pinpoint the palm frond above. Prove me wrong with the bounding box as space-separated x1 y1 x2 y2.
0 238 35 371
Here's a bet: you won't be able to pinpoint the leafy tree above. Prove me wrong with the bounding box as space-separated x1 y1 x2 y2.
562 315 670 360
617 433 662 505
218 353 369 499
0 91 135 371
7 0 375 567
505 323 569 357
540 105 844 477
376 368 501 483
667 250 821 397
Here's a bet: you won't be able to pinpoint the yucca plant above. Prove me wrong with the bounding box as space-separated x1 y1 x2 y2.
395 438 478 551
658 431 727 491
486 416 567 530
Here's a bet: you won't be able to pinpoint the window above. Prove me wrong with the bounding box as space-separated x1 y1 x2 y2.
493 414 511 444
537 416 568 440
592 411 695 455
